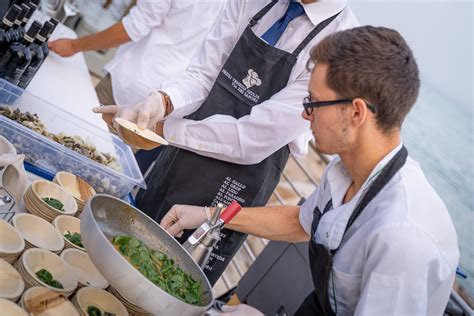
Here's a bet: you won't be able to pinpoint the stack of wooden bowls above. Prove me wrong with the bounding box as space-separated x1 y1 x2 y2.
0 298 28 316
53 216 85 252
0 259 25 302
60 249 108 290
12 214 64 254
108 286 153 316
0 219 25 263
72 287 128 316
15 248 78 298
53 172 96 217
23 180 78 222
20 286 80 316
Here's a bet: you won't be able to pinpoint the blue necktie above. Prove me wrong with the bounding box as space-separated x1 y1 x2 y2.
261 1 305 46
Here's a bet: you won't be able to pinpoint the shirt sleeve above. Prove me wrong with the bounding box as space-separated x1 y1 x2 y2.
299 188 321 235
163 66 312 164
354 225 456 315
160 0 241 114
121 0 172 42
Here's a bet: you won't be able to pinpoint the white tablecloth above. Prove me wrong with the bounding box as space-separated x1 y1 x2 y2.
26 24 108 131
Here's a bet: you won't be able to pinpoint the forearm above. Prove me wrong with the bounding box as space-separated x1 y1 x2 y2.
73 22 131 53
224 205 309 243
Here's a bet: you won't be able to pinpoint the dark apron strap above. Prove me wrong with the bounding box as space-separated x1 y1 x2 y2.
249 0 278 27
292 9 343 56
311 199 333 236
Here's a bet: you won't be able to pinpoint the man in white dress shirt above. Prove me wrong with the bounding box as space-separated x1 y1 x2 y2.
49 0 227 172
95 0 359 284
160 26 460 315
49 0 227 106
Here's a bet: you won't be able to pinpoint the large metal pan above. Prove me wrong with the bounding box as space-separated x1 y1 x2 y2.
80 194 213 315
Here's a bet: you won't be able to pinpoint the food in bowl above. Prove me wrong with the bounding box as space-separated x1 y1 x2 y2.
35 269 63 289
0 106 119 170
86 305 116 316
42 197 66 212
112 235 204 305
64 231 83 248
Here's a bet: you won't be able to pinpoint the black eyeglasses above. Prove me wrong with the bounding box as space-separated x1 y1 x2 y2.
303 96 377 116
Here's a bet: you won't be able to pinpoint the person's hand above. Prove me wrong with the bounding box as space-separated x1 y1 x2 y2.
160 205 208 238
219 304 264 316
93 91 166 131
48 39 77 57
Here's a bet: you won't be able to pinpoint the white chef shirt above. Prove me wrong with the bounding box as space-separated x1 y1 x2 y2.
104 0 227 106
162 0 359 165
299 144 460 315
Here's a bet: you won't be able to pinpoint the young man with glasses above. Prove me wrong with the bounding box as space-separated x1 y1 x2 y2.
160 26 459 315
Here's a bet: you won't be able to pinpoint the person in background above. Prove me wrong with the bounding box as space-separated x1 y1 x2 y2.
49 0 227 173
160 26 460 315
94 0 359 285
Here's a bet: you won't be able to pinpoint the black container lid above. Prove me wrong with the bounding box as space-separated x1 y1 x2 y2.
48 18 59 36
25 20 41 40
3 4 22 23
49 18 59 27
24 2 37 20
38 21 54 40
16 4 29 23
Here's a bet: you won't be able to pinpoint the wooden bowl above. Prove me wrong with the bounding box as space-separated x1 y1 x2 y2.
20 248 78 296
0 219 25 263
30 180 78 217
73 287 128 316
12 214 64 253
114 118 168 150
60 249 108 290
0 298 28 315
21 286 80 316
53 216 85 251
0 259 25 302
53 172 96 208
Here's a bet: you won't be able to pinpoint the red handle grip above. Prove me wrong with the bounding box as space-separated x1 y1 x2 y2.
220 201 241 224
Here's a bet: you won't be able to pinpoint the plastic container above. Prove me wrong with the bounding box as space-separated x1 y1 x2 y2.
0 79 145 198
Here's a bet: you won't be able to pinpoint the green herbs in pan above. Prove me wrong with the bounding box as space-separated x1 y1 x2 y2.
64 231 84 248
112 235 204 305
42 197 65 212
36 268 64 289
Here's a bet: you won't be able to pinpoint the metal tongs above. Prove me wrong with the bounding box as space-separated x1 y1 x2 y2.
184 201 242 269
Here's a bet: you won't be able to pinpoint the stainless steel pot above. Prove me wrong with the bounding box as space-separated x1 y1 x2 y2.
80 194 214 315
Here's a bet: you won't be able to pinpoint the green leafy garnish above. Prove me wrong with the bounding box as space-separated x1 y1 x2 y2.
64 231 83 248
87 306 101 316
42 197 65 212
36 268 63 289
113 235 204 305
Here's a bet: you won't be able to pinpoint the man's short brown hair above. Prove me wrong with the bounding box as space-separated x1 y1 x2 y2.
309 26 420 132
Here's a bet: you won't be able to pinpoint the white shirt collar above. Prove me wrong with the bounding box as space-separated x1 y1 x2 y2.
327 142 404 209
293 0 348 26
321 142 404 250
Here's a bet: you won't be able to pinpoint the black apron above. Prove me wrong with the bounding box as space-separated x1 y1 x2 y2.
296 146 408 315
136 1 341 285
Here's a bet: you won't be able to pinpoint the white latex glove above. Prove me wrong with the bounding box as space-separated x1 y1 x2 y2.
219 304 264 316
92 91 166 131
160 205 209 238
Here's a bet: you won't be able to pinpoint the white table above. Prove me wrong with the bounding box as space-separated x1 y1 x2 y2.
26 23 108 131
